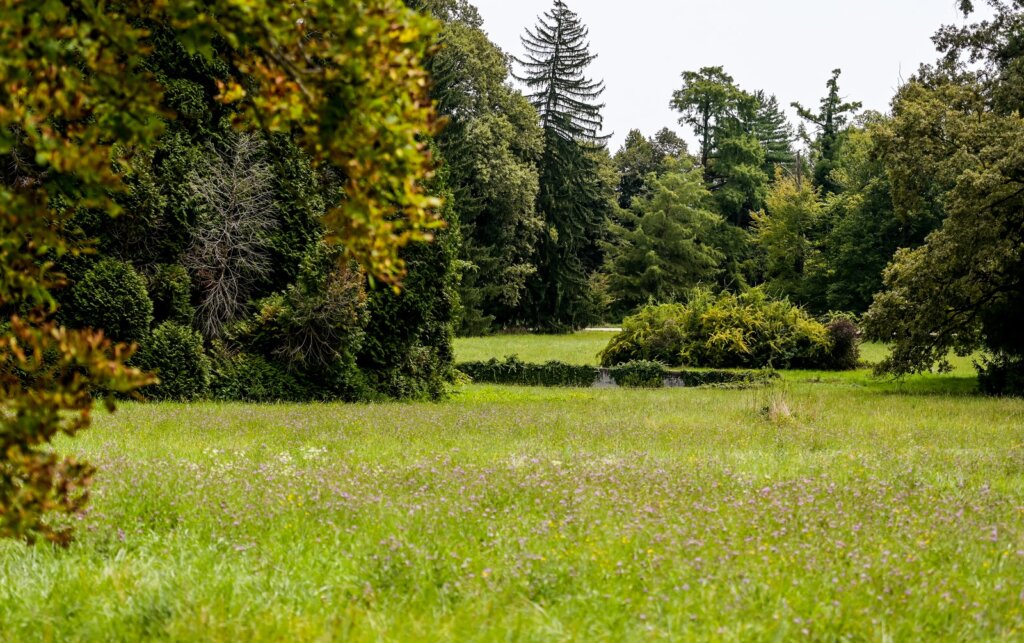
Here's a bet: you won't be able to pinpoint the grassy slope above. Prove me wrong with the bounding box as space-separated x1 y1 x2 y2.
1 336 1021 641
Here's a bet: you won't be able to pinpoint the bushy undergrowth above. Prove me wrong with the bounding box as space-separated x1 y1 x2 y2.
978 354 1024 397
66 258 154 344
148 264 195 327
208 348 307 403
600 288 856 370
137 322 210 401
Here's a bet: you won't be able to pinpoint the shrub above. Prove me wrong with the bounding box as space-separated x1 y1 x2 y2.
457 356 599 387
456 357 774 390
148 264 194 326
610 361 665 388
137 322 210 401
978 355 1024 397
823 318 861 371
600 288 846 370
66 258 153 343
238 245 367 372
208 347 306 403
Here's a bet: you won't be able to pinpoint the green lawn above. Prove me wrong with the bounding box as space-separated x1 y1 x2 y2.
1 335 1022 641
455 331 616 365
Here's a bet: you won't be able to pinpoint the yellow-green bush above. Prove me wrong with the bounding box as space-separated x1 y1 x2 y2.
600 288 851 370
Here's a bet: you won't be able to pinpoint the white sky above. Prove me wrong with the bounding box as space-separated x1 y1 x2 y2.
469 0 990 151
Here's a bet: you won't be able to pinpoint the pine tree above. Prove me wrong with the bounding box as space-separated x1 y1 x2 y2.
514 0 614 331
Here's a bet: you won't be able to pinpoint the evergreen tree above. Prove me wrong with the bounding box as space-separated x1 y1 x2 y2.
515 1 607 143
415 0 544 335
515 1 614 331
792 69 862 195
751 91 796 179
603 166 724 318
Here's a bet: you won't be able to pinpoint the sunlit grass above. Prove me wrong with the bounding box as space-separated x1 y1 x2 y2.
455 331 616 365
0 335 1019 640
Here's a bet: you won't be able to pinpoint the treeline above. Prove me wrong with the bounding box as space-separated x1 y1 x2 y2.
22 0 1024 402
430 0 1023 392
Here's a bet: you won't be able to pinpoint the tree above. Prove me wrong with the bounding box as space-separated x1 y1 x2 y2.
713 118 769 227
865 3 1024 392
515 1 607 143
671 67 745 170
0 0 441 544
515 1 614 331
418 0 544 334
613 128 689 209
185 134 278 340
750 91 796 179
818 117 941 314
671 67 768 226
752 175 827 310
603 166 725 317
792 69 862 195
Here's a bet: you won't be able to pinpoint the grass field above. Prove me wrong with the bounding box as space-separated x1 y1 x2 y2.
1 335 1022 640
455 330 618 365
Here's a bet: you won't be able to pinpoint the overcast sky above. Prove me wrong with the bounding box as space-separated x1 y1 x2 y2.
469 0 989 151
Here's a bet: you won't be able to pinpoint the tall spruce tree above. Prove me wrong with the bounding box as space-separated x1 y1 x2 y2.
792 69 862 195
514 1 614 331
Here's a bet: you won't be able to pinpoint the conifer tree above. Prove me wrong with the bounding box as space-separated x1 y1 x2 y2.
516 1 607 143
604 166 724 318
613 128 689 209
514 1 614 331
671 67 768 227
751 91 796 179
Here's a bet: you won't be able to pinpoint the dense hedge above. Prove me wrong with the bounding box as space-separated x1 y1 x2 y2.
600 288 857 370
137 322 210 401
66 258 154 343
457 356 773 389
457 356 599 387
209 349 307 403
609 360 665 388
670 369 776 387
149 264 194 327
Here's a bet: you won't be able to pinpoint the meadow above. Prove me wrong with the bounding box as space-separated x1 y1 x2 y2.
1 334 1022 641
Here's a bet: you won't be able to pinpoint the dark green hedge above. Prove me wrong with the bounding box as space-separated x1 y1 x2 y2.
457 356 774 389
457 356 599 387
609 360 664 388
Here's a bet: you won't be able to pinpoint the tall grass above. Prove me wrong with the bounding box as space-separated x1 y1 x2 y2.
0 335 1019 640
